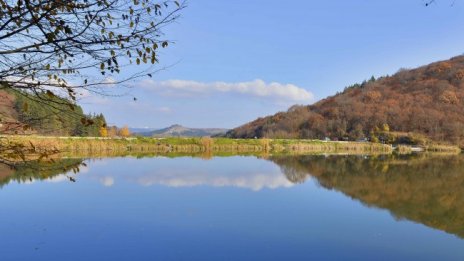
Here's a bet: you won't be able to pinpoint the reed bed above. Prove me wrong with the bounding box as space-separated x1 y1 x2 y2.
425 144 461 154
396 145 413 154
3 136 396 157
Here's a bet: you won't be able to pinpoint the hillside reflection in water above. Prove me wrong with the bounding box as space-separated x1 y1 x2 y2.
0 154 463 260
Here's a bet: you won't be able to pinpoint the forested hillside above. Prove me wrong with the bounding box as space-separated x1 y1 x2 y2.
0 88 106 136
227 55 464 146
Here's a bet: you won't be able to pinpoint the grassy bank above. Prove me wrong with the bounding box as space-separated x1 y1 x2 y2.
2 136 394 157
424 144 462 154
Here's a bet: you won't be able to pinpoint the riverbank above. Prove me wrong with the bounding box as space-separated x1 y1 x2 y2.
1 136 461 162
2 136 393 155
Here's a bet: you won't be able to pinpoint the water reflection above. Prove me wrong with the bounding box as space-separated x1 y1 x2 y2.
270 154 464 239
0 156 294 191
106 156 294 191
0 159 83 188
1 153 464 239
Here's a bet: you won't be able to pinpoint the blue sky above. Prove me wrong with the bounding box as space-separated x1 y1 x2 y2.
81 0 464 129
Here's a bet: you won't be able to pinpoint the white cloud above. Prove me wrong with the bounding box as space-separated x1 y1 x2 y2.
45 157 294 191
139 79 314 103
135 170 294 191
76 88 110 105
100 176 115 187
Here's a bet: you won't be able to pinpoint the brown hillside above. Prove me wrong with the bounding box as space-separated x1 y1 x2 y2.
0 90 22 132
227 55 464 147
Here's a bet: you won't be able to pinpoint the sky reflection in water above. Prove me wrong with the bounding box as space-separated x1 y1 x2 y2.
0 154 463 261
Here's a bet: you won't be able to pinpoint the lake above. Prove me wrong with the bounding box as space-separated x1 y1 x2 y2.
0 153 463 260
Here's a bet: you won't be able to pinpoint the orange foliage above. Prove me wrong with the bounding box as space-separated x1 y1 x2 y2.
119 125 130 137
227 55 464 147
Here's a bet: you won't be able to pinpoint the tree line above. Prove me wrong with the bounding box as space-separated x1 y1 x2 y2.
7 87 131 137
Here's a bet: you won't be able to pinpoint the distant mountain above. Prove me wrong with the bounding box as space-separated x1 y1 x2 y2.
129 127 158 134
139 124 229 137
227 55 464 147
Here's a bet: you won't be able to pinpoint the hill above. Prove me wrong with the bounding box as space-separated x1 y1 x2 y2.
139 124 228 137
227 55 464 147
0 88 106 136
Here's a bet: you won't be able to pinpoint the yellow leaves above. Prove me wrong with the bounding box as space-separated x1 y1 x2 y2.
119 125 130 137
439 90 459 104
363 90 382 103
99 126 108 137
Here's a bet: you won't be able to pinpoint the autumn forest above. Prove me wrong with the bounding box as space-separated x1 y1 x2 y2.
227 56 464 147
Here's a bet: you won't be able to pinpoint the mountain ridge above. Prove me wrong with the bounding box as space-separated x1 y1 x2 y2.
135 124 229 137
227 55 464 147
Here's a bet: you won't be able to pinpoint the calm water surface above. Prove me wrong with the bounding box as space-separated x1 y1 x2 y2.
0 154 464 260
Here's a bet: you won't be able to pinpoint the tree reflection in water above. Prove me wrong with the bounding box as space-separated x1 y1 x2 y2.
270 154 464 238
2 153 464 239
0 159 84 188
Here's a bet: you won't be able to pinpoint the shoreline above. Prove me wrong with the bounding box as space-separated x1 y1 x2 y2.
3 136 394 154
1 136 460 158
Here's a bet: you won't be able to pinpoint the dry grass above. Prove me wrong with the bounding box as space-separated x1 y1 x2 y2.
426 144 461 154
2 136 396 157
